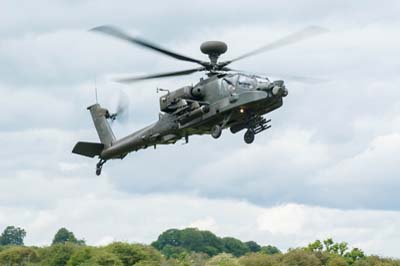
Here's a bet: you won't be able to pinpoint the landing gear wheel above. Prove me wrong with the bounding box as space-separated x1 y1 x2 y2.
96 159 106 176
96 166 102 176
211 125 222 139
244 129 255 144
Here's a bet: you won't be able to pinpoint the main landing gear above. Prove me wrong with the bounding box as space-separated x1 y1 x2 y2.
244 129 255 144
211 113 232 139
211 125 222 139
96 159 106 176
243 117 271 144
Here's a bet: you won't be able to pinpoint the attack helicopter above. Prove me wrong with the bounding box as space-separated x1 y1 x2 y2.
72 25 326 175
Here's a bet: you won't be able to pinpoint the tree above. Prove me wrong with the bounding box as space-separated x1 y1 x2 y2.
42 243 77 266
307 240 324 252
0 226 26 246
0 246 39 265
344 248 365 265
205 253 239 266
105 242 163 266
323 238 334 253
152 228 224 257
307 239 349 256
67 246 94 266
245 241 261 253
260 245 281 255
327 255 348 266
281 249 321 266
221 237 249 257
239 252 278 266
332 242 348 256
52 228 85 245
86 249 123 266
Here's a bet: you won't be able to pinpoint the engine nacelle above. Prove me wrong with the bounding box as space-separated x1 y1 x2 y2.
191 85 205 98
159 85 205 112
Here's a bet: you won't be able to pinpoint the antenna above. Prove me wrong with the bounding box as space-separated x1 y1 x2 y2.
94 77 98 103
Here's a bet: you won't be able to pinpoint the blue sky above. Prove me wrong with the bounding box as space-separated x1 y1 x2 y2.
1 0 400 257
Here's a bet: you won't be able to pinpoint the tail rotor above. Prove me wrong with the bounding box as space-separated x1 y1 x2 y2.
109 91 130 124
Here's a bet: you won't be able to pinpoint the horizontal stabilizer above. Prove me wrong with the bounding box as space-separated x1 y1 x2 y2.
72 142 104 158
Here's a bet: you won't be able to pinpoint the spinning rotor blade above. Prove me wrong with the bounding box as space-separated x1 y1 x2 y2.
91 25 205 65
115 91 130 122
222 26 328 66
110 91 130 124
115 67 206 83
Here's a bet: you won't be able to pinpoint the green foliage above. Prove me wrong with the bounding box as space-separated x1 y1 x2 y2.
105 242 162 266
324 238 335 252
221 237 249 257
152 228 225 257
52 228 85 245
281 249 322 266
353 256 400 266
41 243 77 266
307 240 324 252
205 253 239 266
161 245 188 259
306 238 364 265
239 252 279 266
67 246 94 266
0 246 39 266
321 238 349 256
328 255 349 266
0 226 26 246
159 252 208 266
186 252 209 266
152 228 270 258
0 227 398 266
244 241 261 253
344 248 365 265
260 245 281 255
86 249 123 266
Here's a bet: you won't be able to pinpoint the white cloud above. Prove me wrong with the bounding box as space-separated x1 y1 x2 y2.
188 217 218 232
256 203 400 256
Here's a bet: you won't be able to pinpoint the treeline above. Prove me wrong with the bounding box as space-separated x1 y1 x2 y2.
0 225 399 266
151 228 280 257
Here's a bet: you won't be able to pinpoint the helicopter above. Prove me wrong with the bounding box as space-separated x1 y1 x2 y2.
72 25 327 175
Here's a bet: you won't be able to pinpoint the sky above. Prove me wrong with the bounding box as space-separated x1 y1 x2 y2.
1 0 400 258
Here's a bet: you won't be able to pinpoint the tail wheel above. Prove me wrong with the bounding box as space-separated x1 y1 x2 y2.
96 167 102 176
96 159 106 176
244 129 255 144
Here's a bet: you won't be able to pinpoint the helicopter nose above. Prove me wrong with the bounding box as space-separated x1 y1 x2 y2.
282 85 288 97
271 80 288 97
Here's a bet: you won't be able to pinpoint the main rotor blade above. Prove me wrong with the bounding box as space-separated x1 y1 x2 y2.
223 26 328 65
91 25 205 65
115 67 205 83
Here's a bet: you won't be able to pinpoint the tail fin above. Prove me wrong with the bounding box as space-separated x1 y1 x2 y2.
87 103 116 148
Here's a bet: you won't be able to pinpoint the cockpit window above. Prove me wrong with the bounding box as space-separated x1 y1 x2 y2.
238 75 256 89
256 77 271 89
223 75 238 86
222 75 238 93
222 74 270 91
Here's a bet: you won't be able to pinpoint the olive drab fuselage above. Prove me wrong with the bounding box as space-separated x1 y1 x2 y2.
99 73 288 159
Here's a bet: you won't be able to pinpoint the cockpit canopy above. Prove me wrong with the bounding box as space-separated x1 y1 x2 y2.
223 73 270 91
